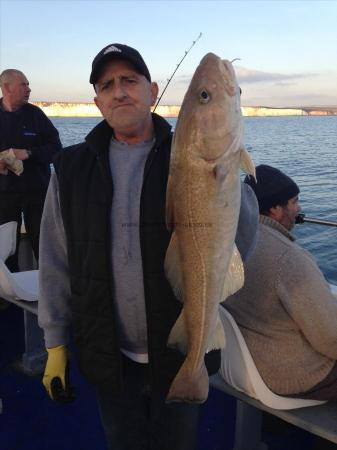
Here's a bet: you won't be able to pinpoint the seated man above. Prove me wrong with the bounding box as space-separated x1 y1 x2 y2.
224 164 337 400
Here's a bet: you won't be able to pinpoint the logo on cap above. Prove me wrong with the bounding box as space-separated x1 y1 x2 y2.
103 45 122 55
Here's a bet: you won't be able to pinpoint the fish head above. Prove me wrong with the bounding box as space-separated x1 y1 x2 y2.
174 53 243 164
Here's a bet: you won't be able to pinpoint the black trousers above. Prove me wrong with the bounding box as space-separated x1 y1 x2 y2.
0 191 45 271
96 354 200 450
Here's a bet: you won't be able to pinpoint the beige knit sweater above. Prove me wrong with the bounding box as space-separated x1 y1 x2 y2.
225 215 337 395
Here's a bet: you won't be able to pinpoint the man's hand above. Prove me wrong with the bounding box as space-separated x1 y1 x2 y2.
12 148 30 160
0 149 24 176
43 345 75 403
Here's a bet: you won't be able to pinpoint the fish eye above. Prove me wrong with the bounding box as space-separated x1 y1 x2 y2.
199 90 210 104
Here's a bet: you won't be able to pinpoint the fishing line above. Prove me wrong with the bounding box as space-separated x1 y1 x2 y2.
153 32 203 112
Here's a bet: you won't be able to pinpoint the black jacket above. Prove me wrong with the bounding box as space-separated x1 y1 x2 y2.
54 114 220 395
0 100 62 193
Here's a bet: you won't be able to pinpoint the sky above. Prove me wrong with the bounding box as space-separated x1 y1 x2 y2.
1 0 336 107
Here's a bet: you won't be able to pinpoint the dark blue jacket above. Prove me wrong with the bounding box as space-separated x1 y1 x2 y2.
0 100 61 193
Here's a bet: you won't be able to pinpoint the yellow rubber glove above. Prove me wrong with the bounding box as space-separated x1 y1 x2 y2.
43 345 68 400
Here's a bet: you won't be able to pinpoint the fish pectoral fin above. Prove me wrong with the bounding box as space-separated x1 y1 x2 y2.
164 232 183 301
207 313 226 352
167 311 187 354
222 243 245 300
240 147 256 181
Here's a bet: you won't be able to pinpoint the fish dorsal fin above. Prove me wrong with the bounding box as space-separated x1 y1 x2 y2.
165 232 187 353
164 232 183 301
240 146 256 180
167 311 188 354
166 174 175 232
222 243 245 301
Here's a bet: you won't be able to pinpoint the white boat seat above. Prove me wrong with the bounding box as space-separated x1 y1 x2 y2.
0 221 38 302
0 221 17 261
218 305 326 410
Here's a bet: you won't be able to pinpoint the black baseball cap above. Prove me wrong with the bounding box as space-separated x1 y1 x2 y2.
89 43 151 84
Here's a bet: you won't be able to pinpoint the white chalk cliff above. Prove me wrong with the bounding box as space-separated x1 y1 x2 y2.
33 102 337 118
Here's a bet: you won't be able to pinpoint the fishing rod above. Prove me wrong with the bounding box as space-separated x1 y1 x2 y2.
296 213 337 228
153 32 202 113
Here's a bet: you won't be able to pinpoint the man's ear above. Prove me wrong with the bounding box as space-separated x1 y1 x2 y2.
3 82 11 95
150 82 159 106
94 96 101 112
269 205 282 221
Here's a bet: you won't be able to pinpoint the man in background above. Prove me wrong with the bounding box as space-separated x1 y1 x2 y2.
0 69 61 270
225 164 337 400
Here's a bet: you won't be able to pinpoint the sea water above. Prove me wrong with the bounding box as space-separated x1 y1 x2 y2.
50 115 337 284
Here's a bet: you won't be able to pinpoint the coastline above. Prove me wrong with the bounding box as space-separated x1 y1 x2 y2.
33 102 337 118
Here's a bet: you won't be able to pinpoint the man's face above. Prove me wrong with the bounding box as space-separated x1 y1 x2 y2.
94 59 158 139
279 196 301 230
8 72 31 107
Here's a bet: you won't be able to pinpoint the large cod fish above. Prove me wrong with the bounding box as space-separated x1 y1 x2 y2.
165 53 255 403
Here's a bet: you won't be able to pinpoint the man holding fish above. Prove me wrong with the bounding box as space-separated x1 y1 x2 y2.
38 43 257 449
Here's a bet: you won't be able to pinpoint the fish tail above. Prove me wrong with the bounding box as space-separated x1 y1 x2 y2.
164 232 183 301
166 360 209 404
